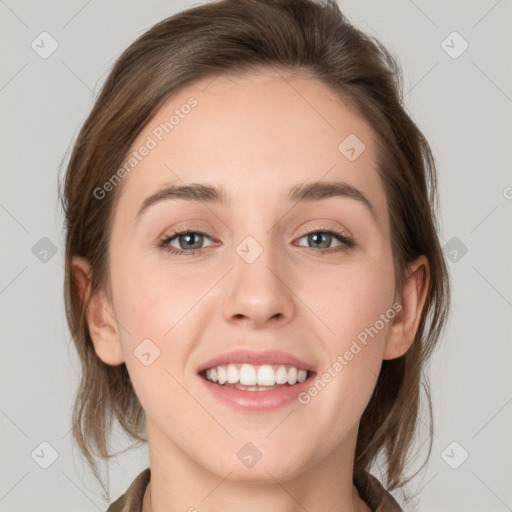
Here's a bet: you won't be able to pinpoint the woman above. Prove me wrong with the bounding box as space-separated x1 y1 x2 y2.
59 0 450 510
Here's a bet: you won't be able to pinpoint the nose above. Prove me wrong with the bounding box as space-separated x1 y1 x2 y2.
222 239 296 329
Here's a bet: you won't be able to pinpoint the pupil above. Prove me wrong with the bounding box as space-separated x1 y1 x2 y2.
181 233 201 249
310 232 330 249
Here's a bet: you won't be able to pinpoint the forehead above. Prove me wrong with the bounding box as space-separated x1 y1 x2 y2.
115 69 386 221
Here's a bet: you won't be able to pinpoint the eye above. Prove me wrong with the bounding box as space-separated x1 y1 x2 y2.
158 229 215 255
157 227 355 257
295 229 354 253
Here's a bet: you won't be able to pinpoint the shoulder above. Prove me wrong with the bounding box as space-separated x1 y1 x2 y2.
106 468 151 512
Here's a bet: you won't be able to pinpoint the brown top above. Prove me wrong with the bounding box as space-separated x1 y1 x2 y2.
106 467 403 512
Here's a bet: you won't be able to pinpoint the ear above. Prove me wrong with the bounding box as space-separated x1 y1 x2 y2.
383 255 430 360
71 255 125 366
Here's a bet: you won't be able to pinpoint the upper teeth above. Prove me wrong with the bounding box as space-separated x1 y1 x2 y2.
205 364 308 386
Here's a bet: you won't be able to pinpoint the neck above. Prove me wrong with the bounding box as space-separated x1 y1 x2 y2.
142 419 370 512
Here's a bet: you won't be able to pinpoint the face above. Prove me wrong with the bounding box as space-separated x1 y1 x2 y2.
101 69 401 482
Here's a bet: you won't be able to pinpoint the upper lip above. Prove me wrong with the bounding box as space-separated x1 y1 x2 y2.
197 349 316 374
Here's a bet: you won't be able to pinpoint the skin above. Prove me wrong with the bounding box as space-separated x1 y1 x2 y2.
73 69 429 512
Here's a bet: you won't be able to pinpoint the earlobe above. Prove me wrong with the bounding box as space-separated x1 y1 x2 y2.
71 256 125 366
383 255 430 360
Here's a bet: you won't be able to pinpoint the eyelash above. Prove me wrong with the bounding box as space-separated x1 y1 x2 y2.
157 227 355 257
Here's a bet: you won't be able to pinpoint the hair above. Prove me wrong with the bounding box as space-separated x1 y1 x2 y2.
59 0 450 506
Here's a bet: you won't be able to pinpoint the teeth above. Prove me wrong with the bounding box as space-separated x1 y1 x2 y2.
203 363 309 387
275 365 289 384
288 366 297 385
217 366 226 384
227 364 239 384
257 365 274 386
240 364 257 385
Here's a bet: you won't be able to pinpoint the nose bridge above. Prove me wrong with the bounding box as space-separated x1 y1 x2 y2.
222 228 295 326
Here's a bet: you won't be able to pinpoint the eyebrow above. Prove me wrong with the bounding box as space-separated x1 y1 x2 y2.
136 180 376 220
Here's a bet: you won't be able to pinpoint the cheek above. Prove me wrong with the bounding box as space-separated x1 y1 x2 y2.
304 257 395 393
307 256 395 406
306 255 395 345
109 258 214 393
299 265 395 433
111 255 207 340
109 265 202 419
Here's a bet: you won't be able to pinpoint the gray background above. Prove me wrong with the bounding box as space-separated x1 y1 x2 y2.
1 0 511 511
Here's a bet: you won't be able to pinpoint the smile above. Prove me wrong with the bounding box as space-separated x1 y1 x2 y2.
201 363 310 389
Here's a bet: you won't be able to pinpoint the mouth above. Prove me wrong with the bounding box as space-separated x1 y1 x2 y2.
199 363 315 391
196 349 316 408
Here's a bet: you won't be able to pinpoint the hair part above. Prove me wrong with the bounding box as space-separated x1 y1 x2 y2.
59 0 450 504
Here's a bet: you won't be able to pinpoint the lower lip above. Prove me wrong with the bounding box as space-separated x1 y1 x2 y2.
198 374 315 411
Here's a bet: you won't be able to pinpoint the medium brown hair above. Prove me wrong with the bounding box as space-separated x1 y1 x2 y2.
59 0 450 505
